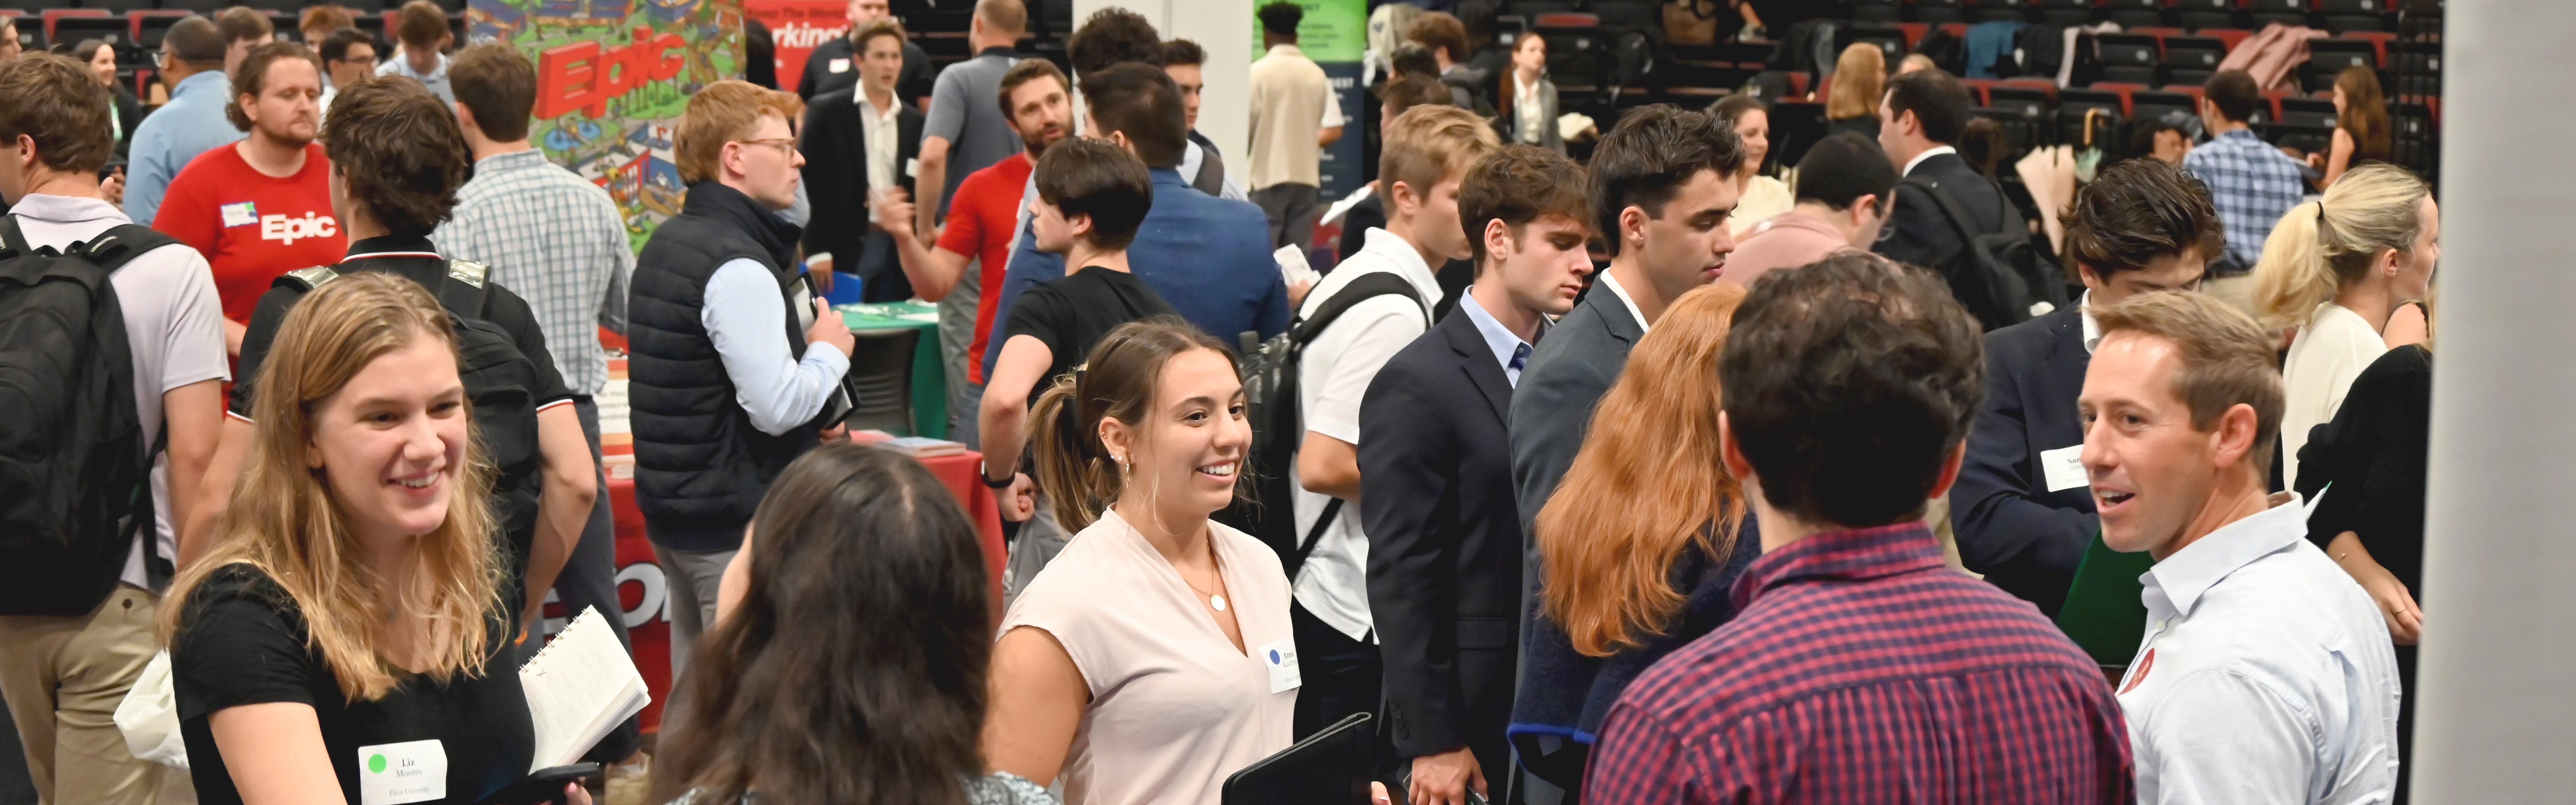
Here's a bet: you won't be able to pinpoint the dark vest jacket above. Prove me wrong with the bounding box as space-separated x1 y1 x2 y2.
628 182 820 549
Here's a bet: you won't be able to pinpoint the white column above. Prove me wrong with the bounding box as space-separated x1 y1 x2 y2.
1070 0 1255 185
2411 1 2576 800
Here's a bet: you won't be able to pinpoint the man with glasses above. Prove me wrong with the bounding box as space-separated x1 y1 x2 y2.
629 80 855 683
125 15 243 227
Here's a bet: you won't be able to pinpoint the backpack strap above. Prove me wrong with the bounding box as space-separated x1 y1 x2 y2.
70 224 182 274
1898 175 1989 256
1191 144 1228 197
1290 271 1428 343
1284 498 1342 585
0 215 29 259
438 259 492 318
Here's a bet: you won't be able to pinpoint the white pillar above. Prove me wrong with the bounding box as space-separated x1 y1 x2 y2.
1070 0 1255 186
2411 1 2576 800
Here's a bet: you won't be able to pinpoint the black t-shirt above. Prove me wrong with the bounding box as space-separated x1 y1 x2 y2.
227 235 572 418
999 266 1178 406
173 564 536 805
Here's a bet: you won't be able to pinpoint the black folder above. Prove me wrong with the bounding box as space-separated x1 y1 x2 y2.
1222 712 1374 805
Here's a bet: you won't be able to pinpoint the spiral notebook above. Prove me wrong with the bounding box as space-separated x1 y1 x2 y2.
519 606 651 772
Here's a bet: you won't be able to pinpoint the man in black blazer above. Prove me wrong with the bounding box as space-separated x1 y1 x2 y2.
1362 145 1592 805
800 18 924 302
1872 68 2026 329
1951 158 2222 614
796 0 933 108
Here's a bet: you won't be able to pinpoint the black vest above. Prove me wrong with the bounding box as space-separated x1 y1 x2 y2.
628 182 820 549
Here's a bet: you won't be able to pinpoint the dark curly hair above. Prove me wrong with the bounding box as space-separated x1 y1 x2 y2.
227 41 319 133
321 77 472 238
1065 7 1162 78
1720 253 1986 528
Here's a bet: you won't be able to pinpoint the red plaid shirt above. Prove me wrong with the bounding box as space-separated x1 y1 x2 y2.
1585 522 2135 804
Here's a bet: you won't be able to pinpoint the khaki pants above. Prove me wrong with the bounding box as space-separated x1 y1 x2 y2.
0 585 171 805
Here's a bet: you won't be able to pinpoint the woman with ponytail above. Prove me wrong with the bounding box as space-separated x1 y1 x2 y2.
983 319 1297 805
2252 162 2439 489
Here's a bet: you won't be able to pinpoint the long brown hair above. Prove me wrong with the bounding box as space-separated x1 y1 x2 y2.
653 443 993 805
2334 66 2390 164
1027 317 1242 532
161 272 503 702
1825 43 1885 121
1537 283 1751 657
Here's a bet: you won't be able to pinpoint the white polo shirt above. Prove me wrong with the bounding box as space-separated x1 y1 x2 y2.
2117 493 2401 805
1289 227 1442 642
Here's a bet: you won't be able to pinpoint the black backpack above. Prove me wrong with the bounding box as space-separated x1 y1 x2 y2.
1901 175 2069 331
0 218 178 616
1221 272 1425 580
274 261 550 560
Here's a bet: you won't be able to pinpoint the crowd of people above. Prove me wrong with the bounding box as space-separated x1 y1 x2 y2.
0 0 2442 803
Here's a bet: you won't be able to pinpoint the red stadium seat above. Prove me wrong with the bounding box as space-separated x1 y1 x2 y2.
1961 77 2000 106
41 9 109 46
1895 21 1929 50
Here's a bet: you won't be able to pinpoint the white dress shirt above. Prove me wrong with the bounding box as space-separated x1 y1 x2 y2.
1596 269 1652 334
1512 72 1546 145
858 91 901 224
2118 493 2401 805
1290 227 1444 641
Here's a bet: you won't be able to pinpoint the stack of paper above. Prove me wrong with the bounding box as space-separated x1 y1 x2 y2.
881 436 966 457
518 607 650 772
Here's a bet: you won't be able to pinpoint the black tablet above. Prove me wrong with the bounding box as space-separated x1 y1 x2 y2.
1222 712 1374 805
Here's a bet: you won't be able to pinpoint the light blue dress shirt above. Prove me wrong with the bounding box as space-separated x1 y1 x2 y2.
1456 289 1541 387
701 259 850 436
124 71 245 226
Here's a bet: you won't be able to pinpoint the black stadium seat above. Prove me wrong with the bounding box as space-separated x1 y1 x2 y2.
163 0 228 14
86 0 154 13
1986 84 2053 119
2159 35 2224 85
50 14 127 53
1913 0 1965 25
2171 0 2235 30
2096 33 2159 84
2129 89 2196 121
2103 0 2162 27
2246 0 2305 28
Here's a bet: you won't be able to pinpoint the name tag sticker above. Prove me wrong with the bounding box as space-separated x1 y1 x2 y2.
827 57 850 73
904 156 919 178
1260 637 1301 694
2040 444 2088 493
220 202 257 228
356 739 446 805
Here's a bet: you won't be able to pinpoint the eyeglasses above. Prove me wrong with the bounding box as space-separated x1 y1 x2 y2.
732 138 796 156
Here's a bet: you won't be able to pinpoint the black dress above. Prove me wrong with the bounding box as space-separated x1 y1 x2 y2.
2293 343 2429 805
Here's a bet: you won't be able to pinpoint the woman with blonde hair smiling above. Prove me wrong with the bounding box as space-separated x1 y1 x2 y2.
1507 283 1760 794
163 272 582 805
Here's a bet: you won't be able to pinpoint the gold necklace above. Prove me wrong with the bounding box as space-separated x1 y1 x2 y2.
1177 534 1228 612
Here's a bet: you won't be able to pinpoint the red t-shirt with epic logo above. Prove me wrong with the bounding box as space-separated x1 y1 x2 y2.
939 152 1033 384
154 142 346 323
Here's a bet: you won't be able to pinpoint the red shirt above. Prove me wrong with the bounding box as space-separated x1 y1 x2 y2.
154 142 346 323
939 152 1033 384
1585 523 2134 803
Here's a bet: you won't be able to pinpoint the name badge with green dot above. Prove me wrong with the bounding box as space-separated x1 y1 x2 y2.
356 739 446 805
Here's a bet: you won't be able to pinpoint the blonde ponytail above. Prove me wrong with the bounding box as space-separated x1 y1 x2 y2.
2250 163 2431 331
1028 373 1117 533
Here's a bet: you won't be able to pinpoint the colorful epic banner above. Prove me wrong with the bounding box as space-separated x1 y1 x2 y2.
467 0 745 250
745 0 847 94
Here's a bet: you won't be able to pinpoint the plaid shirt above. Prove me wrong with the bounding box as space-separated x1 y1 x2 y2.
1586 523 2135 804
2183 128 2308 271
433 149 633 397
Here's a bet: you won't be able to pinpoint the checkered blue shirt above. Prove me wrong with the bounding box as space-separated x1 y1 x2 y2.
433 149 633 397
2184 128 2309 270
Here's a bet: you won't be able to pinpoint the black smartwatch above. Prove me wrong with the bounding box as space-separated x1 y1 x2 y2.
981 459 1017 488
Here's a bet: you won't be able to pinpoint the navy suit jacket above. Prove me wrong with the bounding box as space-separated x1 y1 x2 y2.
1360 304 1522 773
981 168 1289 374
1950 302 2097 614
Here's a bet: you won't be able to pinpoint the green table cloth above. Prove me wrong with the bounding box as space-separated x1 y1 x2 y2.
838 301 946 439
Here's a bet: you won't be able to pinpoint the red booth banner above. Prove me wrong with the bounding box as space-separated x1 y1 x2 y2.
745 0 853 94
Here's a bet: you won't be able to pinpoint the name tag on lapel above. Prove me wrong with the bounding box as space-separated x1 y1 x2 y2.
2040 444 2088 492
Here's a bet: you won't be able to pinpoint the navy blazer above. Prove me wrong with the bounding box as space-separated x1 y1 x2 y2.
798 86 921 298
1360 306 1523 773
981 169 1290 374
1874 151 2012 279
1950 303 2097 615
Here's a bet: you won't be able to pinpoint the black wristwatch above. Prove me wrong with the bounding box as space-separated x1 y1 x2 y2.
981 459 1017 488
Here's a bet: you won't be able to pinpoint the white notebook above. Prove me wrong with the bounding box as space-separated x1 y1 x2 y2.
519 606 651 772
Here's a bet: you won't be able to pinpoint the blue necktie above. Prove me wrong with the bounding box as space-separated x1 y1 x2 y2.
1509 343 1530 375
